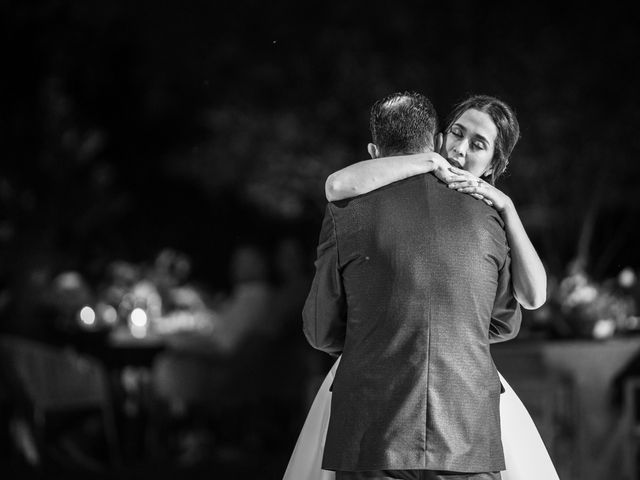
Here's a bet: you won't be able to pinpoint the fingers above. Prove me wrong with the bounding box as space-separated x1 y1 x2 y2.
450 185 479 193
447 168 474 182
442 172 467 184
448 175 485 185
436 167 468 185
468 192 493 206
447 181 476 189
447 166 480 182
448 178 490 193
445 178 498 208
447 166 467 175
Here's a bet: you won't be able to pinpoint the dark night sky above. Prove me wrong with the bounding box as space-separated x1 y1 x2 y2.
3 1 640 287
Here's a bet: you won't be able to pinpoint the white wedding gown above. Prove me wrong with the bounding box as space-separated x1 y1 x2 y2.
284 357 559 480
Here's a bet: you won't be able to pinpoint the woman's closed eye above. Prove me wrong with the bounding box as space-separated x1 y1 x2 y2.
449 127 463 138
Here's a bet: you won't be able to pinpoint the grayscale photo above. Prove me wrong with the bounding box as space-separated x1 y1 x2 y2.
2 1 639 479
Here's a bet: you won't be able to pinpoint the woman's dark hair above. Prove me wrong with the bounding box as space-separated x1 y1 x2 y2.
444 95 520 184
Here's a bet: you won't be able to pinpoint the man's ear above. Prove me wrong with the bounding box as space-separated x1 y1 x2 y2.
434 133 443 154
367 143 380 159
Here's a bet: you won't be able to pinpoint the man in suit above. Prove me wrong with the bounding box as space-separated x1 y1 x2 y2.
302 91 522 480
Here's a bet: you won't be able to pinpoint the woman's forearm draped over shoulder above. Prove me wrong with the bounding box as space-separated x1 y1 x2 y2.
324 153 547 309
499 199 547 310
325 154 441 202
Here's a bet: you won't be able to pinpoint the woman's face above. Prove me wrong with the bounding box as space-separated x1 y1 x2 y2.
444 108 497 178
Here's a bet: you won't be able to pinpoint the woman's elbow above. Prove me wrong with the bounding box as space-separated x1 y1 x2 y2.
325 174 341 202
518 291 547 310
325 174 355 202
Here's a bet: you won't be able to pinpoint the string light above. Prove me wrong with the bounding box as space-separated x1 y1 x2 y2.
79 306 96 326
130 307 148 327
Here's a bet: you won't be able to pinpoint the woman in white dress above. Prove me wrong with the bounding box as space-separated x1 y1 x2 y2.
285 95 559 480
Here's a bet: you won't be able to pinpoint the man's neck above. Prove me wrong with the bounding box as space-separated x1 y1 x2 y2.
380 149 431 158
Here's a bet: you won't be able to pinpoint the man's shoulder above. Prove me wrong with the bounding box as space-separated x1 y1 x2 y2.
329 172 434 209
326 173 505 235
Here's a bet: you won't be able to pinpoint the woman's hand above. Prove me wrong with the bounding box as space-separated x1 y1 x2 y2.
390 152 450 177
418 154 495 188
446 169 512 212
413 153 472 185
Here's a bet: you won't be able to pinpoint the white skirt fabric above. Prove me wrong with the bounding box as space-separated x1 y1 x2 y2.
283 357 559 480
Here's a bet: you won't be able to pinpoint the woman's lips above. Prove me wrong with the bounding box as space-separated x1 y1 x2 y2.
447 158 463 169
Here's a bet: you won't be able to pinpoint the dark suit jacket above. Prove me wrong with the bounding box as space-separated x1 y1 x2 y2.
302 173 521 473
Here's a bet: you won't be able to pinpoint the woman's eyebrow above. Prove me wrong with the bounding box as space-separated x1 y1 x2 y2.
472 133 490 145
452 123 491 145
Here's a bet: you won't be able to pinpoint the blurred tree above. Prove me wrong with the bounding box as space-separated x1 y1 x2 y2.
2 0 640 334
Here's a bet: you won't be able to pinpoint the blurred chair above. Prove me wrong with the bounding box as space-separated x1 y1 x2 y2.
0 334 121 473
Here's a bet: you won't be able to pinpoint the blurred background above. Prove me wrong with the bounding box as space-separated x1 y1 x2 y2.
2 0 640 478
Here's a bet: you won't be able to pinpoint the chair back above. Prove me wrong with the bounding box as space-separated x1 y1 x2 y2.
0 335 108 411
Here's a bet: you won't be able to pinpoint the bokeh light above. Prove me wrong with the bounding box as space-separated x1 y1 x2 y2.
78 306 96 326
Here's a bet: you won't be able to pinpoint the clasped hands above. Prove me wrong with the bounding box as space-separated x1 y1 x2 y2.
419 153 511 212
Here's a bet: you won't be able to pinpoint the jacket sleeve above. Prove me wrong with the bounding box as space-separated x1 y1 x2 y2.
489 250 522 343
302 205 347 356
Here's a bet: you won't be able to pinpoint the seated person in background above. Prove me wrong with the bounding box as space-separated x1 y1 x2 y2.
151 241 310 459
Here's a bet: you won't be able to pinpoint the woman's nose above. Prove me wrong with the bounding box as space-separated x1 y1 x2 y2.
453 139 468 157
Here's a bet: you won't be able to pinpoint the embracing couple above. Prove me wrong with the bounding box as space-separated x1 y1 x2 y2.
285 92 559 480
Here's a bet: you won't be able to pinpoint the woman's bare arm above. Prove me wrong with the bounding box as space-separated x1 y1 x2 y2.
325 155 547 310
500 199 547 309
325 152 458 201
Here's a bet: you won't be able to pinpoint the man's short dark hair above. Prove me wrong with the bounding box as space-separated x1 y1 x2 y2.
369 91 438 156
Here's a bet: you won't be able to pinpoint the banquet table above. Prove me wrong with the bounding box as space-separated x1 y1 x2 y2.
491 336 640 480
